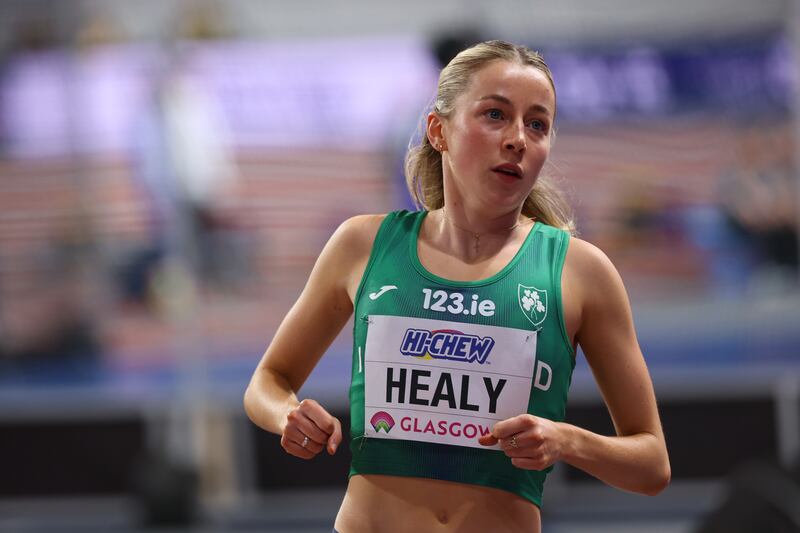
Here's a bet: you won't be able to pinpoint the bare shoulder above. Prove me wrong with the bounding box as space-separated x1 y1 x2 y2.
332 213 387 253
563 236 630 321
308 214 388 281
327 213 387 270
561 235 638 353
565 237 619 281
325 214 388 299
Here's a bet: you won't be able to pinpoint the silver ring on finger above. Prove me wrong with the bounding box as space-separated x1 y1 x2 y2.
510 435 518 449
301 436 309 448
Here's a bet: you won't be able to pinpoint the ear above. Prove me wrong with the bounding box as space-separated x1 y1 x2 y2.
426 112 447 151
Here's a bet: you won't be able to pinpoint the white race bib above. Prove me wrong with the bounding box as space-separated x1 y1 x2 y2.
363 315 537 449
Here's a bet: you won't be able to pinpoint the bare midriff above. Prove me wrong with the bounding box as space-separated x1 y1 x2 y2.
334 474 541 533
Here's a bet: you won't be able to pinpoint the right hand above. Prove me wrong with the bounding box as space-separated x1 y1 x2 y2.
281 398 342 459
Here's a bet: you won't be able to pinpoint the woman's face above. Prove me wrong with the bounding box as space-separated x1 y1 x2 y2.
435 60 555 213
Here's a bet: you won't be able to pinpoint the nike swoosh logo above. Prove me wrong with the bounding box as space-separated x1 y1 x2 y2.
368 285 398 300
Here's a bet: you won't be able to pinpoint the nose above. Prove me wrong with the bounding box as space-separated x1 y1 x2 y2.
504 121 526 153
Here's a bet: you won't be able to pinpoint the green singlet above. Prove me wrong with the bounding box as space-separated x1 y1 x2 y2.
348 210 575 507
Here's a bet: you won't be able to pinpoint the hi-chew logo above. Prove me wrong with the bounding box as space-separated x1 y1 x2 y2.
400 328 495 364
370 411 395 433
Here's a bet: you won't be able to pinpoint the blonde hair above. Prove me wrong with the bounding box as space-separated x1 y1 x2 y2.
404 40 576 234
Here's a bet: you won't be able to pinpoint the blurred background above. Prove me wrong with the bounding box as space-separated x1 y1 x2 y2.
0 0 798 531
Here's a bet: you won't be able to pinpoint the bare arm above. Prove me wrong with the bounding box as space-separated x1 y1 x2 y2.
561 238 670 494
480 238 670 495
243 215 383 457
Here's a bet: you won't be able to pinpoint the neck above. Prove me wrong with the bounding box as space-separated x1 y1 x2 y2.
437 207 532 257
443 203 525 232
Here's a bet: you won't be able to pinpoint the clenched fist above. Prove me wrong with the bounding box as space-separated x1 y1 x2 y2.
479 414 565 471
281 398 342 459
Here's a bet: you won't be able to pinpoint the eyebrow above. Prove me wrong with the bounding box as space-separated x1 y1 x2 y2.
478 94 551 116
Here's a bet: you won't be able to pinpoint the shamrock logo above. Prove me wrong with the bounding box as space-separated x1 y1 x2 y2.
518 285 548 327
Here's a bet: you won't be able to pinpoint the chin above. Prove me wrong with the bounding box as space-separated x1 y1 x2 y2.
480 196 526 215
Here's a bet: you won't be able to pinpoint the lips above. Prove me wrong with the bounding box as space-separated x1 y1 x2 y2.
491 163 523 179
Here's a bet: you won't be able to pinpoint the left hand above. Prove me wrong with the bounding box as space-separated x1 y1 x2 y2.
478 414 565 471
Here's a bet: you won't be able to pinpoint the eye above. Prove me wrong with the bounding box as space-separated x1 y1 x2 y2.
528 119 547 132
486 109 504 120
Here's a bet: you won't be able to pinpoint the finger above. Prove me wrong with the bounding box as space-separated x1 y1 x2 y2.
296 400 341 454
478 433 498 446
286 442 316 459
281 435 316 460
503 445 540 458
492 416 531 439
327 417 342 455
500 430 538 450
300 434 326 455
498 436 517 452
289 414 329 445
284 425 326 455
303 400 338 438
